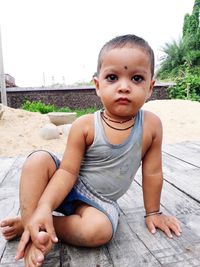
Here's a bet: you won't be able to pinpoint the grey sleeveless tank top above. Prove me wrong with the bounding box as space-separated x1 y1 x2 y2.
78 109 144 201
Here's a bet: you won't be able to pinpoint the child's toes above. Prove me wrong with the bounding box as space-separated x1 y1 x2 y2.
24 243 45 267
34 248 44 265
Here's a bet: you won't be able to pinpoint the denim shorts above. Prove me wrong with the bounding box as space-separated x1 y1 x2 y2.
28 150 120 236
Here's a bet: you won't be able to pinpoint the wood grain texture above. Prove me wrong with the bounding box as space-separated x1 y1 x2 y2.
162 141 200 168
1 143 200 266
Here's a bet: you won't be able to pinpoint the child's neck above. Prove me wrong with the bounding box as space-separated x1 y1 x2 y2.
101 110 135 132
103 110 134 124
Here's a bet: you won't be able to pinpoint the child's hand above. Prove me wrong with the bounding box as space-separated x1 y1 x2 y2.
15 206 58 260
145 213 182 238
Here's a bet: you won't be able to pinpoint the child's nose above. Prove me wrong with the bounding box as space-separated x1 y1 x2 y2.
117 80 131 93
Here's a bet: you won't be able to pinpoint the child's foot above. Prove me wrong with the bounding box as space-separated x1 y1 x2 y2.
37 231 54 254
24 231 53 267
0 217 24 240
24 242 44 267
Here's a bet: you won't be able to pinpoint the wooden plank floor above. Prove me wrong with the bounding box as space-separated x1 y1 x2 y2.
0 141 200 266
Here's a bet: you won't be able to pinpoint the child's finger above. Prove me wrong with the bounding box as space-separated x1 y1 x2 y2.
167 220 182 237
46 224 58 243
173 227 182 237
15 230 30 260
160 224 173 238
173 218 182 233
145 220 156 234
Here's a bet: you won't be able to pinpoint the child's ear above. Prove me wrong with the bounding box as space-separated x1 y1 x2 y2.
146 79 155 100
93 77 101 97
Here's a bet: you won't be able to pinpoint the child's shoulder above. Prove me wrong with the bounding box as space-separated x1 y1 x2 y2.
70 113 95 138
143 110 162 127
73 113 94 126
143 110 162 141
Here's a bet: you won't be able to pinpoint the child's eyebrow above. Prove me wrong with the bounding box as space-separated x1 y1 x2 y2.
101 68 117 74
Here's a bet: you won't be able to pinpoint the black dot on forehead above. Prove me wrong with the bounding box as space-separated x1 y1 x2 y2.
124 66 128 70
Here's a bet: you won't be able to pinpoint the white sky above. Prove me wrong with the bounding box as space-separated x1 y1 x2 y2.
0 0 194 87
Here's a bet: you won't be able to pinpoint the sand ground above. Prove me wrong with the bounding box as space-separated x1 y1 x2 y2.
0 100 200 157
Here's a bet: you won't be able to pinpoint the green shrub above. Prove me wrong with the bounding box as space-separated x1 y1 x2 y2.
21 100 56 114
169 71 200 101
21 100 97 116
57 107 72 113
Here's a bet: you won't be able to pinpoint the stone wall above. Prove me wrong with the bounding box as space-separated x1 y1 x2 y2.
1 84 171 109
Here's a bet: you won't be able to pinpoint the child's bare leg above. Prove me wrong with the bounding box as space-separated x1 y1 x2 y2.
1 151 113 265
19 151 57 227
54 203 113 247
1 203 112 246
1 151 57 237
1 151 57 265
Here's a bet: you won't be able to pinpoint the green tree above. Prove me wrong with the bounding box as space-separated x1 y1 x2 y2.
158 0 200 78
157 0 200 100
182 0 200 66
157 39 187 79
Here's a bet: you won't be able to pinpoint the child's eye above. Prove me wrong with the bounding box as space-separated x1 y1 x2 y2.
106 74 118 82
132 75 143 82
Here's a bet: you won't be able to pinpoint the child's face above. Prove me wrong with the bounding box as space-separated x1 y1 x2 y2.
94 46 155 118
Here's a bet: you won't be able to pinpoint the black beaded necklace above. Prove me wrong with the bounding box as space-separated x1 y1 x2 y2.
101 111 133 124
100 110 135 131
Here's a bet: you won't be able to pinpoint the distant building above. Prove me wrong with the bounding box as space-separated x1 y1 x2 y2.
5 74 16 87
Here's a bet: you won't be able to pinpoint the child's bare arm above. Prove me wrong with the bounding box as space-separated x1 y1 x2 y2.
142 114 182 238
37 116 88 210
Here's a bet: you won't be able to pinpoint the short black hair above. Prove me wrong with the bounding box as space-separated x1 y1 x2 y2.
96 34 155 78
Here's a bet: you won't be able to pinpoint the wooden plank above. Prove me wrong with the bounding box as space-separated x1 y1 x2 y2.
0 240 60 266
0 239 22 265
0 157 24 264
0 190 19 259
0 236 7 266
162 142 200 168
0 157 16 184
61 244 113 267
42 243 61 267
0 262 24 266
0 240 61 267
126 214 200 267
107 214 161 267
133 170 200 236
60 212 162 267
162 153 200 202
160 181 200 237
1 157 25 189
121 171 200 266
0 157 24 220
1 142 200 266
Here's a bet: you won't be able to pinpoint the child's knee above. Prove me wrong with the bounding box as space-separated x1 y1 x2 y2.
81 219 113 247
23 151 57 175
